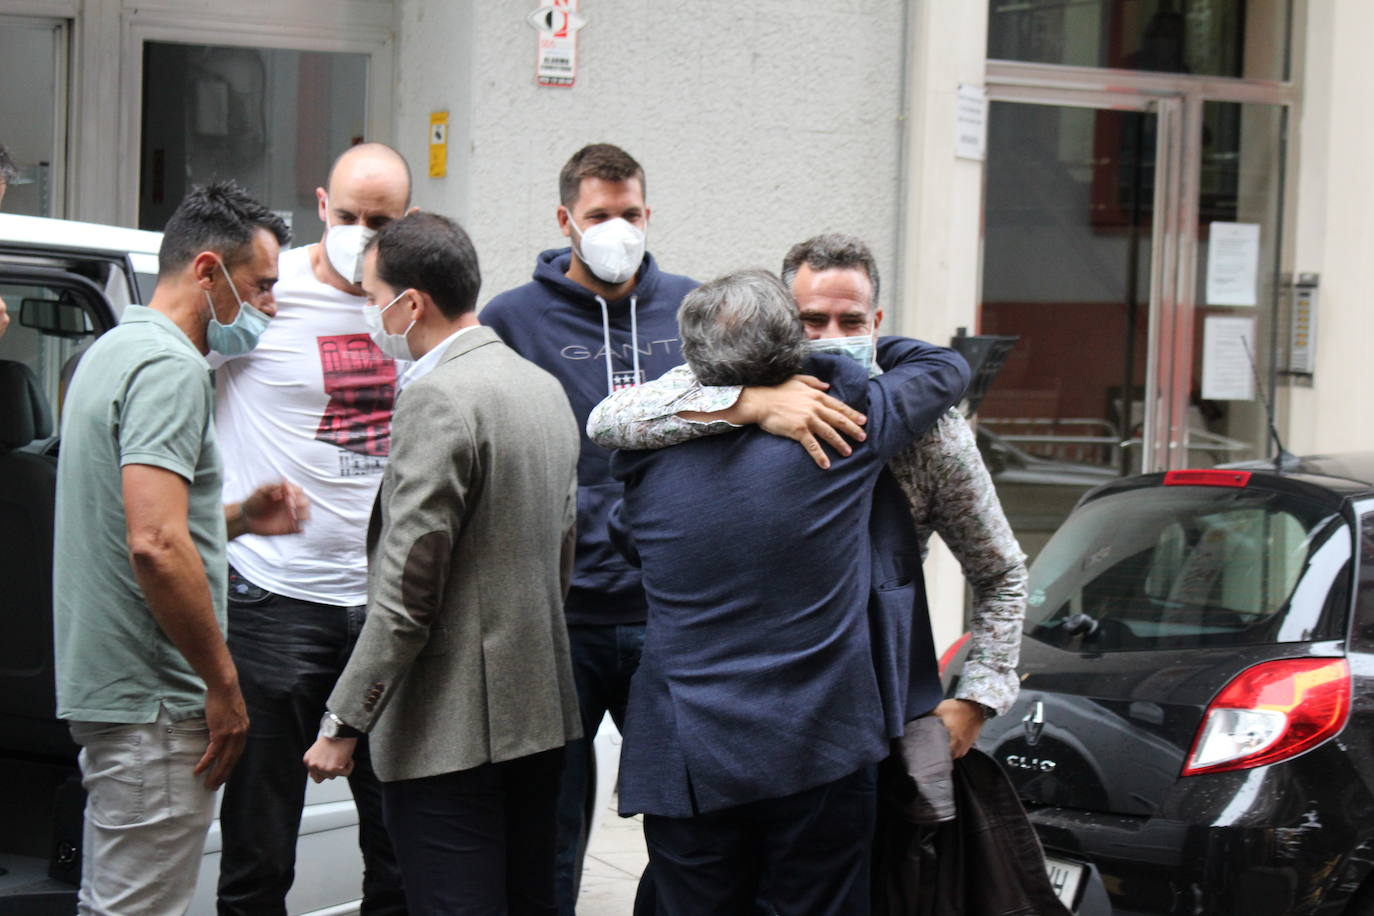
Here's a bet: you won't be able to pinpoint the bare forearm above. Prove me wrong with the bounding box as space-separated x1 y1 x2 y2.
223 502 248 540
130 536 237 691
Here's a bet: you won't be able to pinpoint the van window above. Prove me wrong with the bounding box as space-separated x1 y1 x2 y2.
0 279 104 428
1026 485 1350 651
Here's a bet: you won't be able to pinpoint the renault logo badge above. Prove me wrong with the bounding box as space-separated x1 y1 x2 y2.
1023 700 1045 746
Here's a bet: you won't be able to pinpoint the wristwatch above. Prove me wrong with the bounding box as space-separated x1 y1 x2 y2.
318 710 362 740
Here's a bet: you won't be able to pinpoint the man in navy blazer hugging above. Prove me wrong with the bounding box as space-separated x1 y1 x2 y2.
608 269 969 915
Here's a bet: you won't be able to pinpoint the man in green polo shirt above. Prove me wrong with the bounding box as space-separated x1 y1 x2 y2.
54 181 307 915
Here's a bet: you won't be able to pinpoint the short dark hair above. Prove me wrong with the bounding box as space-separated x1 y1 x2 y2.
157 180 290 277
559 144 646 207
678 269 806 387
780 233 881 310
367 212 481 319
0 145 17 186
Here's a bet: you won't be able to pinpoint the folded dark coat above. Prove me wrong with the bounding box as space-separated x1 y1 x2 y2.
875 747 1073 916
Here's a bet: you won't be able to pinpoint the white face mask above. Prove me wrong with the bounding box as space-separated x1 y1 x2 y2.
569 216 646 285
322 201 376 284
362 291 415 361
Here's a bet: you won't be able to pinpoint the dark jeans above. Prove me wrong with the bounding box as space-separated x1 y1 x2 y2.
555 622 646 915
643 767 876 916
216 570 406 915
382 747 565 916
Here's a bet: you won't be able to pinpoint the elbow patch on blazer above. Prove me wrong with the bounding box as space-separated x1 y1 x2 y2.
402 530 451 625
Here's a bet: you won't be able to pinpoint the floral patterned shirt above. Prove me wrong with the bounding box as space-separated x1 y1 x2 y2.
586 364 1027 715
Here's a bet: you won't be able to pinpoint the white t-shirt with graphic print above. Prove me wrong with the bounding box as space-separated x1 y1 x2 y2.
215 244 401 605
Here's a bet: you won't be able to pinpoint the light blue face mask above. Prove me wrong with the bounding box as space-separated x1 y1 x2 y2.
805 335 880 378
205 259 271 356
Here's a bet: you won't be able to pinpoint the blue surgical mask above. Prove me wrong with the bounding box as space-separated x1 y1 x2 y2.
205 259 271 356
806 335 879 377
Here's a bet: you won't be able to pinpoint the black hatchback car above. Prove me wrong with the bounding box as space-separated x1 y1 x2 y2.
943 454 1374 915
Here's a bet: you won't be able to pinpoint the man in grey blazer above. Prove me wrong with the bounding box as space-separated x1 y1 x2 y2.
304 212 583 915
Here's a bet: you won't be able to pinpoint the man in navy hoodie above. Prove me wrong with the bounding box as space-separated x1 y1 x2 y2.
479 143 697 912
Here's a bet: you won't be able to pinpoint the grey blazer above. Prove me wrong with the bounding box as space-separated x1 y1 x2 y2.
328 326 583 782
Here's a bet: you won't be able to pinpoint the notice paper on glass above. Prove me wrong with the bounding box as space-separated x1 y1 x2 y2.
1202 316 1257 401
1205 222 1260 306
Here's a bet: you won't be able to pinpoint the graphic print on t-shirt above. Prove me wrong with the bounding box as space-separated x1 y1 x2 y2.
315 334 396 476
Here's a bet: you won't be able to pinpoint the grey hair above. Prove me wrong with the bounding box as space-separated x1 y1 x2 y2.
678 269 807 387
780 233 880 309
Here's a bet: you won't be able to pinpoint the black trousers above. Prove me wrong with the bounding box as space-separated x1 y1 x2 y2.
382 746 566 916
642 766 876 916
217 570 406 915
555 622 645 915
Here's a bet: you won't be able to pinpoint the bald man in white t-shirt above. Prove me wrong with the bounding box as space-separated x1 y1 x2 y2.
213 144 412 915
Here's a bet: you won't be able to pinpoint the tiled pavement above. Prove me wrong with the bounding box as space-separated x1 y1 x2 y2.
576 797 647 915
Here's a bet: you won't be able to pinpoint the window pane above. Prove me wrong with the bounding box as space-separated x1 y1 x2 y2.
1189 101 1286 469
988 0 1291 80
0 279 104 425
139 42 369 241
978 102 1155 560
1025 486 1347 652
0 18 61 217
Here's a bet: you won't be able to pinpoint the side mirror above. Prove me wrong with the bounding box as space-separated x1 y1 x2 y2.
20 299 93 338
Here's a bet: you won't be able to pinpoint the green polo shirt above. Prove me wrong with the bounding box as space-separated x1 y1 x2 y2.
54 305 226 723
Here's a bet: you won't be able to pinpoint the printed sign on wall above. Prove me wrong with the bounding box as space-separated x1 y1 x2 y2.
527 1 586 88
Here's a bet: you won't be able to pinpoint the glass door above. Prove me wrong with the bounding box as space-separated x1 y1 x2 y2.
1176 100 1288 471
139 42 369 241
978 94 1169 559
976 88 1288 559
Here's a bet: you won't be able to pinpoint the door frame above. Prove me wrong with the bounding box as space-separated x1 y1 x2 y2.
983 60 1296 473
115 8 395 227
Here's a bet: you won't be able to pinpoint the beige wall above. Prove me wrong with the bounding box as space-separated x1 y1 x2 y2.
395 0 910 309
1286 0 1374 456
895 0 991 657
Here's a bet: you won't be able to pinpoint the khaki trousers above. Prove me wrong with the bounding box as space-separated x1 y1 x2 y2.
69 706 217 916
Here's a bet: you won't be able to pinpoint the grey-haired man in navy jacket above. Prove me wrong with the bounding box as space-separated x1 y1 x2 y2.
608 269 969 915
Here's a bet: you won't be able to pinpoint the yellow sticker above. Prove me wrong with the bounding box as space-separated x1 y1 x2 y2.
428 112 449 179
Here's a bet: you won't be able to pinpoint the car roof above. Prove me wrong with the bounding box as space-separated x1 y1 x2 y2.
0 213 162 259
1084 451 1374 511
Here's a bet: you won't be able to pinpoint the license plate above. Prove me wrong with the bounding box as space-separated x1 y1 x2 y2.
1045 855 1084 909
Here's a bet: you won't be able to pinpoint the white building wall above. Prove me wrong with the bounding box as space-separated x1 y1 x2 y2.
395 0 909 310
897 0 990 657
1287 0 1374 456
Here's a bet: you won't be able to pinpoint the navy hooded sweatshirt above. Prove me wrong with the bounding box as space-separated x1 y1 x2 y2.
481 247 698 626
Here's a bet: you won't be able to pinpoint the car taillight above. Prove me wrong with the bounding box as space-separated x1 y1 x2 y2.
938 632 972 677
1164 469 1252 487
1183 657 1350 777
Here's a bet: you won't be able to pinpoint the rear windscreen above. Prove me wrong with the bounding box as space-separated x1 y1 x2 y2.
1026 485 1351 652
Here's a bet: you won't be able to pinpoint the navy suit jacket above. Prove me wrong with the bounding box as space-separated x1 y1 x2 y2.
868 335 950 739
868 463 943 741
609 338 969 817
